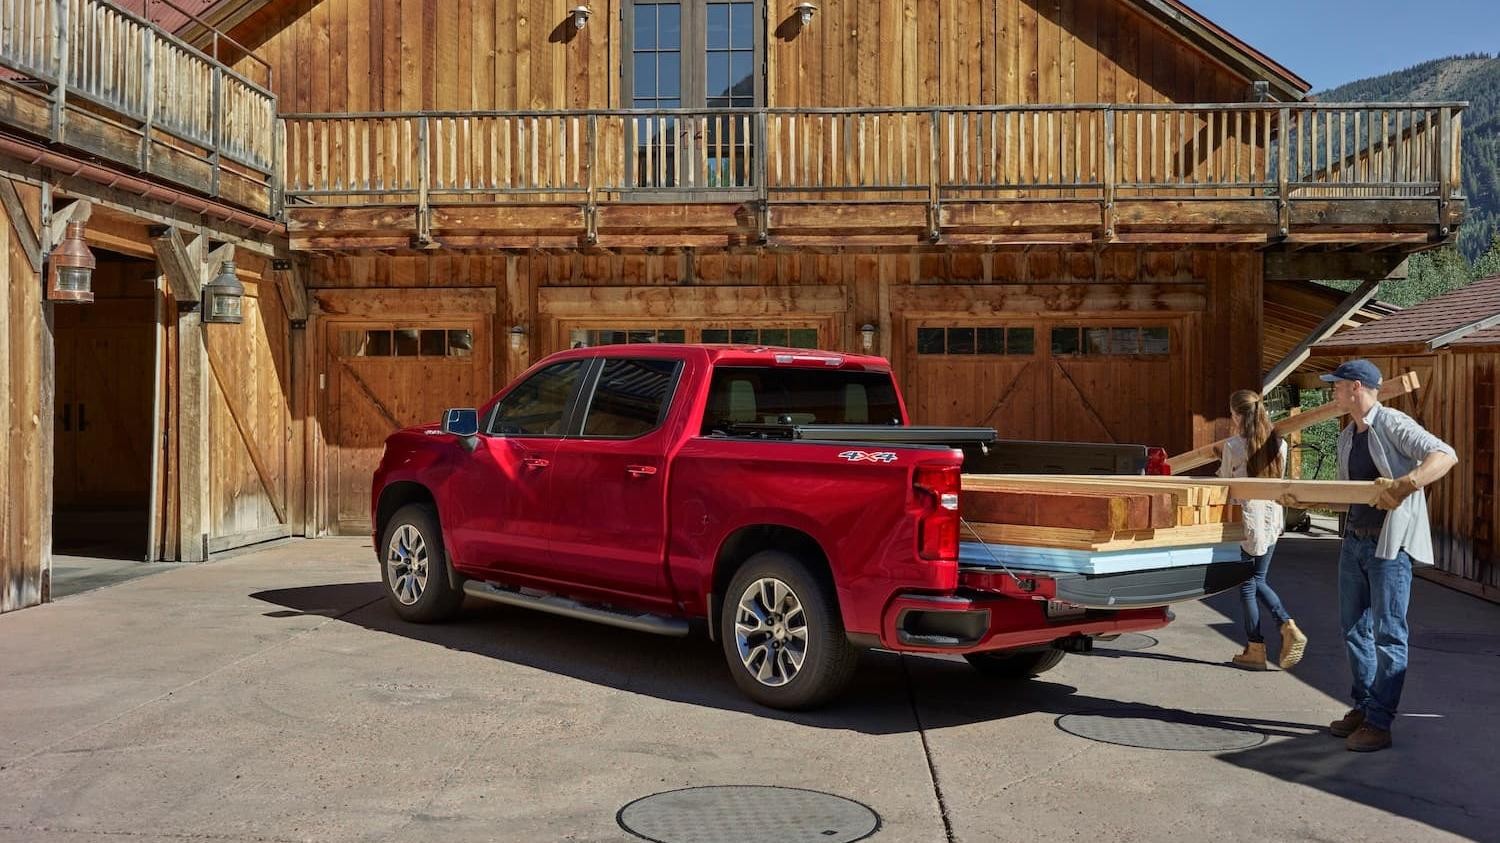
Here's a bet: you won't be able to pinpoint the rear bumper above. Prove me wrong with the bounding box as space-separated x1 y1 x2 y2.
874 557 1252 655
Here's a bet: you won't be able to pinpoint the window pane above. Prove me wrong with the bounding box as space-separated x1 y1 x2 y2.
1085 327 1110 355
730 328 757 344
707 3 729 49
760 328 788 346
447 330 473 357
583 359 679 437
394 329 420 357
730 2 753 48
1143 327 1170 355
730 52 753 98
707 53 730 100
947 327 975 355
628 330 656 344
658 329 686 343
1050 327 1079 356
633 54 656 98
490 361 585 436
634 4 656 48
917 327 944 354
339 330 375 357
789 328 818 348
1007 327 1035 355
976 327 1005 355
658 3 681 48
419 330 446 357
702 328 729 343
658 52 681 98
1110 327 1140 354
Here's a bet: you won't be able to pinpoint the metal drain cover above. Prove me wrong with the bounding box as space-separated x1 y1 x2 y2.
1090 633 1158 651
618 785 880 843
1056 707 1267 751
1412 632 1500 657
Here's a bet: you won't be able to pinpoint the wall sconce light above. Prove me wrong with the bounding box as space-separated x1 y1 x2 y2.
859 323 876 353
201 259 245 324
570 5 592 30
509 324 527 351
795 2 817 26
47 220 95 303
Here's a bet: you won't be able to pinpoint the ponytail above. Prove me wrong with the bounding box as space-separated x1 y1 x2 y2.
1230 389 1283 479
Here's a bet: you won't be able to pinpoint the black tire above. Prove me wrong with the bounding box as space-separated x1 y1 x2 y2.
379 503 463 623
964 647 1065 679
720 550 858 710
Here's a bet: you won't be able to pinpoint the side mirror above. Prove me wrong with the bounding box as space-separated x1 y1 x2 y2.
441 408 479 438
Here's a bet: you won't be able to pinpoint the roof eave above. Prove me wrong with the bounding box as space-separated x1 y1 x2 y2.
1129 0 1311 101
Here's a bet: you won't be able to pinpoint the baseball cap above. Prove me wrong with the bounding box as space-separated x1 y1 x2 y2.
1319 359 1383 390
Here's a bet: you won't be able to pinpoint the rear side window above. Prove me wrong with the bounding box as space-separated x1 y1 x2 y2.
581 358 680 438
701 366 902 433
489 361 586 436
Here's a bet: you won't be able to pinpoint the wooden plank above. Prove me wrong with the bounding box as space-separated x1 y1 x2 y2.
941 201 1101 230
0 179 42 272
151 227 202 305
961 487 1152 531
539 284 849 318
893 283 1206 315
202 326 287 524
314 287 497 318
966 521 1244 552
1113 199 1278 228
1070 474 1387 507
1169 370 1422 472
1290 199 1443 227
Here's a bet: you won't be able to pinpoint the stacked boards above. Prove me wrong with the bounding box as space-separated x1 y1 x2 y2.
959 474 1386 576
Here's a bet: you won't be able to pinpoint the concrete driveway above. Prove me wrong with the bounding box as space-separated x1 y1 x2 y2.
1 534 1495 842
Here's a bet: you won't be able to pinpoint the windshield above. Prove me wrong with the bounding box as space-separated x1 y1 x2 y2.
701 366 903 434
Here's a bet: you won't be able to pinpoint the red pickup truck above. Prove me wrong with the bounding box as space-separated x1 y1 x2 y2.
372 344 1241 709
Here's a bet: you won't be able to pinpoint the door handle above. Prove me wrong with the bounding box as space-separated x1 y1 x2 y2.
78 403 88 432
626 464 658 477
61 403 71 432
523 457 551 469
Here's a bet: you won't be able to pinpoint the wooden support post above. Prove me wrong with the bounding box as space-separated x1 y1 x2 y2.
49 0 69 142
0 179 42 273
272 258 310 323
177 303 211 561
1437 106 1453 237
928 109 941 242
1261 277 1381 393
1277 107 1290 236
210 67 223 198
1102 108 1116 239
417 116 432 245
151 227 203 303
141 29 155 173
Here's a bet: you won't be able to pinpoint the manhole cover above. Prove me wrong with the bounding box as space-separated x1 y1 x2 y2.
617 786 880 843
1412 632 1500 656
1089 633 1158 651
1056 708 1267 751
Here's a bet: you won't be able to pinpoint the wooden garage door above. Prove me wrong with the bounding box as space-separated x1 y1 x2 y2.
325 319 491 535
906 319 1189 449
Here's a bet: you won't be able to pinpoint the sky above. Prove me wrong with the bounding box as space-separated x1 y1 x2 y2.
1187 0 1498 91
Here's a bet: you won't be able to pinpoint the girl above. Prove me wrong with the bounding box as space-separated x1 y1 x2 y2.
1220 389 1307 670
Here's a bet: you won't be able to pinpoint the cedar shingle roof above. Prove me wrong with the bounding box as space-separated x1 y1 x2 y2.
1316 276 1500 352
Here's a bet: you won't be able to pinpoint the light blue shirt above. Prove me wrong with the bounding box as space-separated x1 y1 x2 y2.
1336 403 1456 565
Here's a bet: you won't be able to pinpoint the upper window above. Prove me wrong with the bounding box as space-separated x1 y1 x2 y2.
1050 326 1172 357
488 361 586 436
581 359 681 438
338 328 474 359
916 326 1035 357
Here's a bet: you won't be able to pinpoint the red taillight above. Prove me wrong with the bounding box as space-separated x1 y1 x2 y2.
1145 446 1170 476
914 463 961 561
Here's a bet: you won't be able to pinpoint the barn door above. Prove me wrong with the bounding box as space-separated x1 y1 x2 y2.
324 318 492 535
904 322 1045 436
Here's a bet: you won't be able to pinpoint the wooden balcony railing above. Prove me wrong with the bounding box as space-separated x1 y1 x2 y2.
0 0 278 214
280 102 1464 249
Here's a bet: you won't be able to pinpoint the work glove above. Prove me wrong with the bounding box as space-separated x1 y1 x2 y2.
1374 474 1419 511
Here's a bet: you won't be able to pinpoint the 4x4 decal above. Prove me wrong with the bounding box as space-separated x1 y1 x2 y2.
837 450 898 463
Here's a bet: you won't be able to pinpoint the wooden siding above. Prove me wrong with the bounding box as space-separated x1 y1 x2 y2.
0 179 50 612
1363 352 1500 600
235 0 1253 114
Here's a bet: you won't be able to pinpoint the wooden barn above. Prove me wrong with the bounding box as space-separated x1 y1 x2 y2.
1316 276 1500 604
0 0 1467 611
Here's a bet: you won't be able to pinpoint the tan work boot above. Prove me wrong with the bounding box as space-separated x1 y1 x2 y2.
1279 620 1308 669
1346 724 1393 752
1329 709 1365 738
1231 642 1268 671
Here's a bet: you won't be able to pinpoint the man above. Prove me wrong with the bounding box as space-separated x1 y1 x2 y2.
1321 359 1457 752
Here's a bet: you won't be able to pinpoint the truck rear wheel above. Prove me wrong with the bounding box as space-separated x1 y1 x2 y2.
964 648 1065 679
381 503 463 623
720 550 857 710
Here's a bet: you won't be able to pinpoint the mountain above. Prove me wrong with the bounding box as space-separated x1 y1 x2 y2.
1316 54 1500 260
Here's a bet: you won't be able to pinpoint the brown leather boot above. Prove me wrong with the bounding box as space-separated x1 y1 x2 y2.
1279 620 1308 669
1346 724 1393 752
1231 642 1268 671
1329 708 1365 738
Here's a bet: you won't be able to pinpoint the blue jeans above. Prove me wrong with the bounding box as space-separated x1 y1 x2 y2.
1338 534 1413 731
1239 546 1291 643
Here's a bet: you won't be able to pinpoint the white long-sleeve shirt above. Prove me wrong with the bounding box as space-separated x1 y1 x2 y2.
1217 436 1288 557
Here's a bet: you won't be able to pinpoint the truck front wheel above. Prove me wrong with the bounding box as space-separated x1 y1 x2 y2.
381 503 463 623
964 648 1065 678
720 551 858 710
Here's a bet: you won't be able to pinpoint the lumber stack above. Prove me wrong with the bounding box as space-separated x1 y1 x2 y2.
960 475 1245 553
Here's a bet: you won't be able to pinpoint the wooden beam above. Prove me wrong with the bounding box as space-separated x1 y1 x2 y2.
152 227 203 303
177 304 211 561
1169 370 1422 473
1262 279 1381 392
274 259 310 323
0 179 41 272
1264 252 1408 281
1046 474 1387 508
45 199 91 252
538 285 848 318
